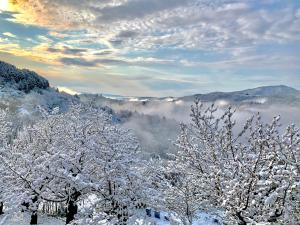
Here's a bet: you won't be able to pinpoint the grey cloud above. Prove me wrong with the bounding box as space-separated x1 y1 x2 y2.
93 50 115 56
59 57 98 67
97 58 128 65
47 46 87 55
14 0 300 51
109 39 124 47
116 30 138 39
47 48 61 53
94 0 189 22
63 47 87 55
109 30 139 47
59 56 174 67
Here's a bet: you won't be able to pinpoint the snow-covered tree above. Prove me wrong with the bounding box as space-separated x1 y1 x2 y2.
0 112 60 224
0 109 13 216
275 124 300 224
170 101 300 225
164 169 201 225
45 104 143 225
0 61 49 93
1 104 150 224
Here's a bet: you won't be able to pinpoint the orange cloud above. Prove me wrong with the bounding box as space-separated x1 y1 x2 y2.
8 0 89 30
0 43 60 65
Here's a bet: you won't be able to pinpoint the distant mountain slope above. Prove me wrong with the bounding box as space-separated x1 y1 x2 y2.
235 85 300 96
178 85 300 104
0 60 49 93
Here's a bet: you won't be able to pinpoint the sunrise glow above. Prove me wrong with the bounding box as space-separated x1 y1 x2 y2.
0 0 9 11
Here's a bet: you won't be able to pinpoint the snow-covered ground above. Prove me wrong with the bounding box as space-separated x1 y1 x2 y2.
1 210 221 225
0 213 64 225
131 210 221 225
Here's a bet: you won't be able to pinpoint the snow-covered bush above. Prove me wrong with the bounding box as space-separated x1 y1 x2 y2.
168 101 300 225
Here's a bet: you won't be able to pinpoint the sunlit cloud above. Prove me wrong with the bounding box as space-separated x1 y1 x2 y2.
0 0 9 12
3 31 15 38
57 86 80 95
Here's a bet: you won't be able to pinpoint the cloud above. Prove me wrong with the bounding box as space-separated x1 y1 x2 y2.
94 0 189 22
93 50 115 56
59 57 98 67
116 30 138 39
57 86 80 95
59 56 174 67
1 0 300 96
47 46 87 55
2 32 16 38
8 0 300 50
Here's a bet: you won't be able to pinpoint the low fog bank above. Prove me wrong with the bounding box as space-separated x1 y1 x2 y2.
1 90 299 157
80 95 300 157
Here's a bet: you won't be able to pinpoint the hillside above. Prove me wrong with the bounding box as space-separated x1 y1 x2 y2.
0 61 49 93
0 61 78 123
179 85 300 104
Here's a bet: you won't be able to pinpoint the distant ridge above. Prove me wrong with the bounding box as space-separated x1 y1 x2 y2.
91 85 300 103
178 85 300 102
233 85 299 96
0 60 49 93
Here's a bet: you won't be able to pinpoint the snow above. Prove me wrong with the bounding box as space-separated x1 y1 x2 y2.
0 213 64 225
193 211 222 225
165 98 175 102
18 108 30 116
1 211 221 225
129 98 149 102
130 209 222 225
129 98 140 102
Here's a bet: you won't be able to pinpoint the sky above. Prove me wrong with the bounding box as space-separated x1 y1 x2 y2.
0 0 299 97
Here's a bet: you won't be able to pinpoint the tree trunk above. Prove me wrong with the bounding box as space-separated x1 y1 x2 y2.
0 201 3 215
30 211 38 225
30 196 39 225
66 191 81 224
117 205 129 225
236 211 247 225
66 200 78 224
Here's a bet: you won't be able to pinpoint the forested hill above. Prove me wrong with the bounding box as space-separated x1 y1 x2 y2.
0 61 49 93
0 60 78 116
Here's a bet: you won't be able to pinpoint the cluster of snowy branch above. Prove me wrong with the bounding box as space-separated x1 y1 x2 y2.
0 104 157 225
162 101 300 225
0 101 299 225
